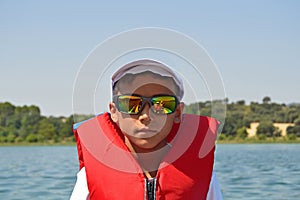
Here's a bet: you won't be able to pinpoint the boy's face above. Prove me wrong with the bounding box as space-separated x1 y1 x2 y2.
110 73 183 151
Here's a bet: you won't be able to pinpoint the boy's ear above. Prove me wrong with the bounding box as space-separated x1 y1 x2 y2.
174 102 184 124
109 102 118 123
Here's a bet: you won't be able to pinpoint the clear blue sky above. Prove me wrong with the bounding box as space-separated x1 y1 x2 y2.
1 0 299 116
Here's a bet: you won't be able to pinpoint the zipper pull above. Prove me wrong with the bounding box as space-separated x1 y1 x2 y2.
146 178 157 200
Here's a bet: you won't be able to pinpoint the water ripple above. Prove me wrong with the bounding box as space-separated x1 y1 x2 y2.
0 146 78 200
215 144 300 200
1 144 300 199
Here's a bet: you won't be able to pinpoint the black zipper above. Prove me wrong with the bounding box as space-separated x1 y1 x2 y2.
145 178 157 200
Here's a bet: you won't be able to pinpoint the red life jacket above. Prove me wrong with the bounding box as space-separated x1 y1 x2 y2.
74 112 219 200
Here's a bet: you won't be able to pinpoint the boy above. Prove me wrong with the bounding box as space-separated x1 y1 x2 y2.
70 59 222 200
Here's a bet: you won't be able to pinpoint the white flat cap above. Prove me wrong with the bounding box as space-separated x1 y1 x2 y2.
112 59 184 100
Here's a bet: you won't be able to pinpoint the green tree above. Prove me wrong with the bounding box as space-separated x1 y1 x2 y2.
236 127 248 139
58 116 73 138
14 105 41 139
287 123 300 137
26 133 38 143
263 96 271 104
287 108 299 123
256 120 275 137
37 118 57 140
7 132 16 143
294 118 300 126
0 102 15 126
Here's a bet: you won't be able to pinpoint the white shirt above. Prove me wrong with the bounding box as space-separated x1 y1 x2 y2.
70 167 223 200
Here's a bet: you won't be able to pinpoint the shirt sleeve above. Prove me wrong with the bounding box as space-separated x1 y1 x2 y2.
70 167 90 200
206 171 223 200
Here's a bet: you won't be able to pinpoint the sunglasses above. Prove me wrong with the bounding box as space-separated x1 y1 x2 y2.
113 94 179 115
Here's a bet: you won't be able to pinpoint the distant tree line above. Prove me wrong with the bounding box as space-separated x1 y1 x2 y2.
184 97 300 139
1 96 300 144
0 102 74 143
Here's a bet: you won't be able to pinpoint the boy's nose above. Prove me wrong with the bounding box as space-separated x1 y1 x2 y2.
138 103 151 125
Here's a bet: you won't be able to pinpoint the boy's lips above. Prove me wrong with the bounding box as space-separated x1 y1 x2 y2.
134 128 158 137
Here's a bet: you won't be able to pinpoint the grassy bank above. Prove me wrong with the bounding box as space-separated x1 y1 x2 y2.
1 137 300 146
217 135 300 144
0 140 76 146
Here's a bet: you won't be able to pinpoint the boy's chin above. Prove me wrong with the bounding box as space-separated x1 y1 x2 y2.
132 139 168 152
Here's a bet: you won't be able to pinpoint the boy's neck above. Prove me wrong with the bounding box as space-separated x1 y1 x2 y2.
124 137 170 178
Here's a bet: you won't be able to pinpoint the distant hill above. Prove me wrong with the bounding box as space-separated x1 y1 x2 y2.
1 96 300 144
184 97 300 138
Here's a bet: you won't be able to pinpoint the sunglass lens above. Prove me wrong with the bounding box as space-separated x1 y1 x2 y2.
152 96 177 114
118 96 142 114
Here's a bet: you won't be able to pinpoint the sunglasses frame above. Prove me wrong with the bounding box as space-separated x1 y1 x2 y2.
113 94 179 115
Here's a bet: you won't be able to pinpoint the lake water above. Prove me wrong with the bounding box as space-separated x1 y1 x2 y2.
0 144 299 199
215 144 300 200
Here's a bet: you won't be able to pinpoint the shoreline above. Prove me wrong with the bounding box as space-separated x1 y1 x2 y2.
0 141 76 147
217 137 300 144
1 138 300 146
